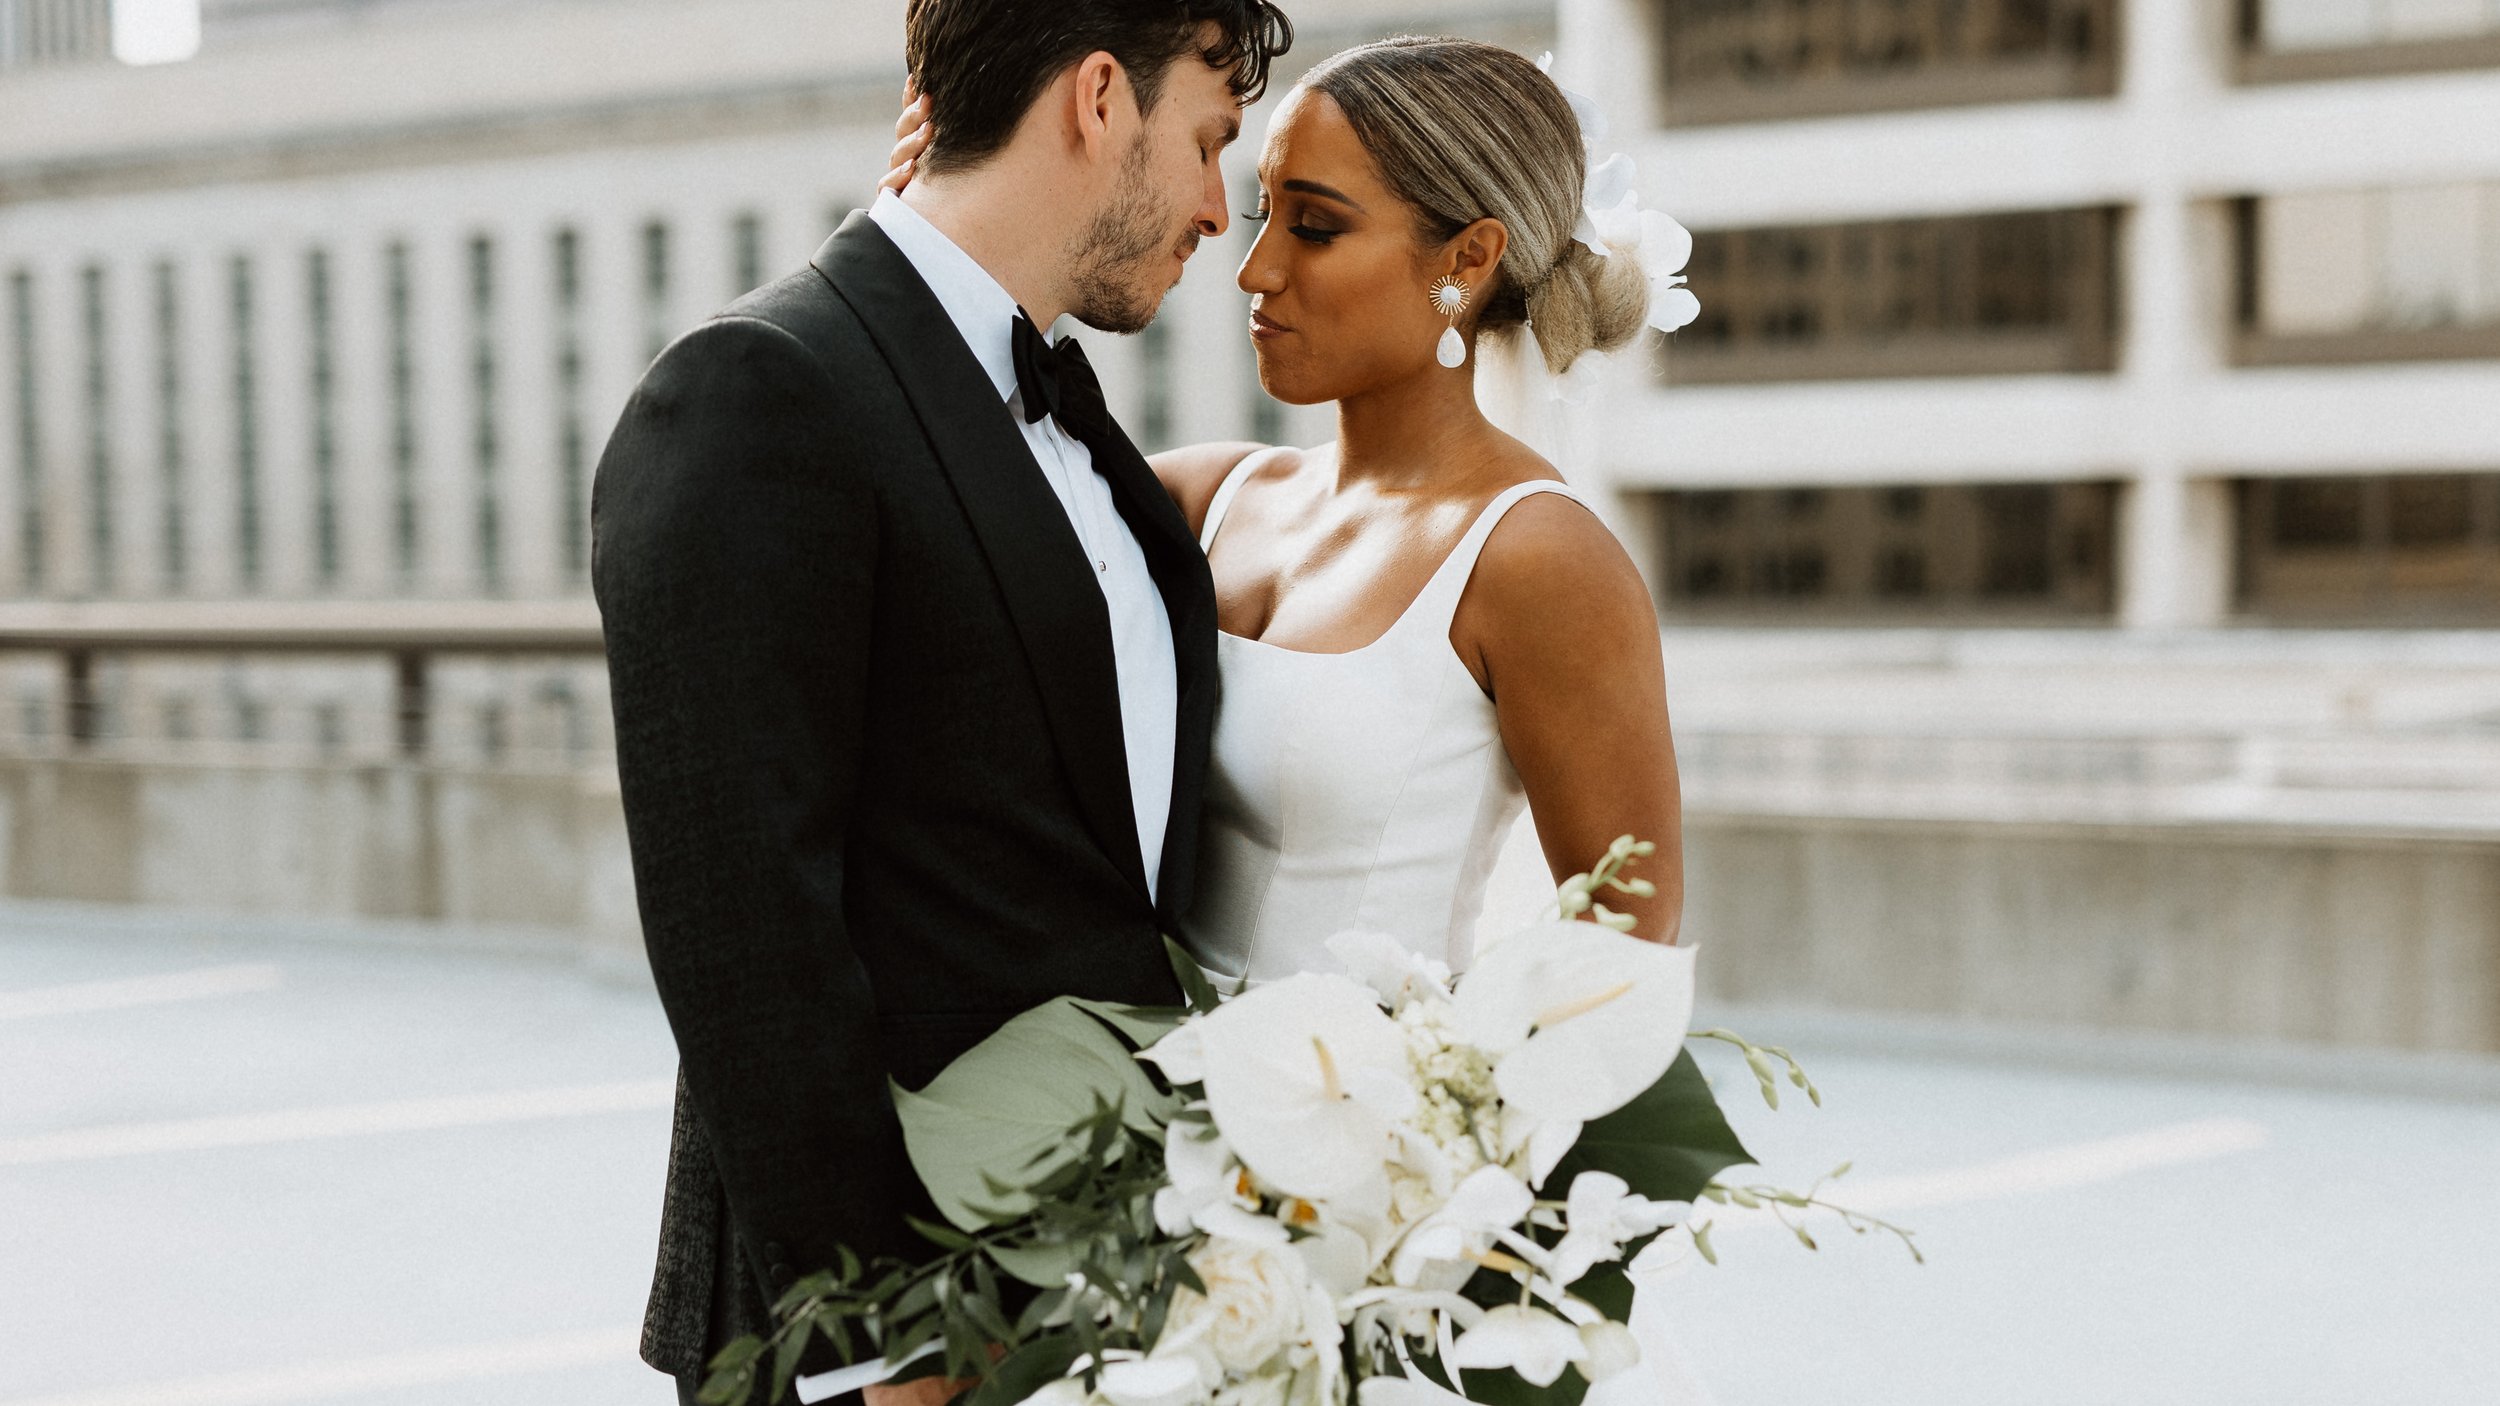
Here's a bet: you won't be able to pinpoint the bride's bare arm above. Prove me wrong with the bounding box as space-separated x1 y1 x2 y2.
1454 495 1685 943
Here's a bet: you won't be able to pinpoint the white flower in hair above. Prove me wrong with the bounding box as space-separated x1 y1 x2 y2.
1536 52 1701 336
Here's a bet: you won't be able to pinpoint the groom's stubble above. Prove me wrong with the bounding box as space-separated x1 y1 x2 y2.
1065 130 1200 335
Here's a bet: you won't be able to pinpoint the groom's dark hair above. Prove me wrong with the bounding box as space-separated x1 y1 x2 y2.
903 0 1293 176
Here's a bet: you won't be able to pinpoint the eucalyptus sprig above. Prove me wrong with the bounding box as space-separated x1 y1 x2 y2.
698 1095 1203 1406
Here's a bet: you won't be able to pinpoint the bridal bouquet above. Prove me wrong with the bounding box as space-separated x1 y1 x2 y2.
701 841 1898 1406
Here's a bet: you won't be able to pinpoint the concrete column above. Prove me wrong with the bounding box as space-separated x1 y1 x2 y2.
498 216 563 601
104 247 159 602
255 234 315 598
410 221 473 598
329 226 392 599
2115 0 2230 630
32 253 82 599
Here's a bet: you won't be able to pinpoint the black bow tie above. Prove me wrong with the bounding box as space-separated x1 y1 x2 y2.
1011 310 1109 444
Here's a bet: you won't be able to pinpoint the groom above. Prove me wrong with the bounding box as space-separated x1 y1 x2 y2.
592 2 1291 1402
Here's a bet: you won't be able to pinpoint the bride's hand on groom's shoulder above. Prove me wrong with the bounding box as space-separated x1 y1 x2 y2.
884 79 933 195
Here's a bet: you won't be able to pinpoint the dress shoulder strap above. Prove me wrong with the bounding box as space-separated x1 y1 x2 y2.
1403 479 1596 634
1197 448 1285 552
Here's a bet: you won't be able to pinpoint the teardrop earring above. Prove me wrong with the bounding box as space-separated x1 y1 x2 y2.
1429 276 1470 369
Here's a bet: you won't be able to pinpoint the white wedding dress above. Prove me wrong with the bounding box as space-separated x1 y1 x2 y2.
1178 455 1718 1406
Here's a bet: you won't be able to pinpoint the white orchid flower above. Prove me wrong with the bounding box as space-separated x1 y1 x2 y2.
1153 1118 1242 1237
1449 1304 1588 1387
1453 923 1698 1186
1356 1375 1473 1406
1576 1321 1643 1382
1548 1170 1690 1286
1326 930 1454 1008
1194 973 1415 1203
1387 1164 1534 1287
1535 51 1610 147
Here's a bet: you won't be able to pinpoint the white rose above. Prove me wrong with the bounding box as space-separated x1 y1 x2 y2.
1170 1238 1311 1373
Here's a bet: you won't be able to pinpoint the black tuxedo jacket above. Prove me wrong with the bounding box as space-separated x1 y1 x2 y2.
591 213 1216 1391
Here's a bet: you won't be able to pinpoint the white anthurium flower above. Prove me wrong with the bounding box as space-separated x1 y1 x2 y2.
1388 1164 1534 1286
1577 1321 1643 1382
1449 1304 1589 1387
1194 973 1414 1203
1453 923 1698 1184
1139 1021 1208 1087
1549 1171 1690 1286
1326 930 1454 1008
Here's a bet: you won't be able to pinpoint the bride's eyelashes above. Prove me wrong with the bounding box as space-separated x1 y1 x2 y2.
1243 206 1342 246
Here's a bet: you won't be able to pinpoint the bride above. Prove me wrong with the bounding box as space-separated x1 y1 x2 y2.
886 33 1702 1405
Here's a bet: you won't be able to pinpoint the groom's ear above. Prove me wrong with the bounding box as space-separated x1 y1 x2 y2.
1062 49 1136 164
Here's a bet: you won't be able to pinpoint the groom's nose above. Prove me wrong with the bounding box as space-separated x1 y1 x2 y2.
1192 163 1230 240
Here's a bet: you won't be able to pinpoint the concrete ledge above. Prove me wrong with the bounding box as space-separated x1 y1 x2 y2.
1695 998 2500 1103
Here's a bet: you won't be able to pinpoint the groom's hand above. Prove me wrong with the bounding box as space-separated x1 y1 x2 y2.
865 1372 975 1406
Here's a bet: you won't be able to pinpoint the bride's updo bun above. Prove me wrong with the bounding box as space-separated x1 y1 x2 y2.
1303 36 1649 374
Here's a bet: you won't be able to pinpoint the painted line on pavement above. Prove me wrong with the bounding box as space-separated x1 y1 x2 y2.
0 1079 676 1166
1834 1115 2271 1212
0 964 284 1022
0 1327 638 1406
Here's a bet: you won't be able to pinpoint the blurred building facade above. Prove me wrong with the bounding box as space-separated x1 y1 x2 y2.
1557 0 2500 630
7 1 2500 1052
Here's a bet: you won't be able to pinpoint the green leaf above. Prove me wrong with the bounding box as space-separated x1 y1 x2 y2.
771 1324 813 1402
892 997 1180 1231
1546 1047 1754 1204
907 1215 976 1252
966 1336 1085 1406
988 1240 1084 1290
1164 935 1222 1015
1069 997 1190 1053
1451 1364 1590 1406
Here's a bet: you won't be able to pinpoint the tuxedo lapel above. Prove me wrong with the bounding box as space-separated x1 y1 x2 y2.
1078 418 1220 925
812 216 1149 904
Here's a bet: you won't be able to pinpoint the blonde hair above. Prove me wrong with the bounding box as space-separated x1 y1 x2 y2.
1303 36 1649 374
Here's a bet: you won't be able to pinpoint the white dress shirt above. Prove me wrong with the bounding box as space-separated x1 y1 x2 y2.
869 191 1178 899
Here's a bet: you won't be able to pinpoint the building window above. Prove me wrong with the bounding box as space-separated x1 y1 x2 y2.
641 219 672 365
1656 480 2118 620
1654 0 2119 127
1660 207 2122 384
8 268 39 592
2233 185 2500 366
2236 473 2500 622
229 254 262 590
553 226 589 584
385 240 419 585
80 264 113 593
468 234 501 592
1137 316 1174 451
731 210 766 298
307 246 340 587
2238 0 2500 83
152 261 185 591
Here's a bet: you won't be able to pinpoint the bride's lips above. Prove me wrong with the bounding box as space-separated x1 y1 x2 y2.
1249 308 1292 340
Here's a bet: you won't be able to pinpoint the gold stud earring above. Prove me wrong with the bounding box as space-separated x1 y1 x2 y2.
1429 276 1469 368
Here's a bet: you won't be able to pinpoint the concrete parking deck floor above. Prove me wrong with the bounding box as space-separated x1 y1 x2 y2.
4 902 2497 1405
